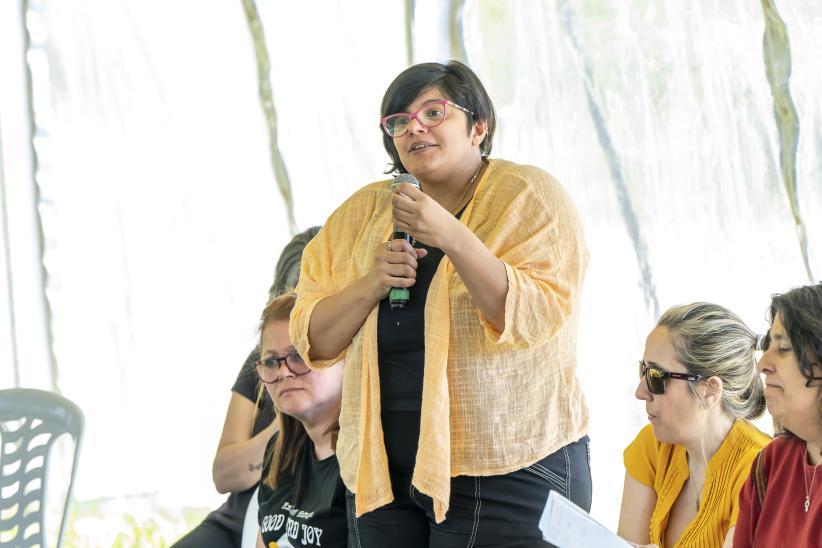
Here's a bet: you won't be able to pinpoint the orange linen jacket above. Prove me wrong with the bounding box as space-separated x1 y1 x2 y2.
291 159 590 523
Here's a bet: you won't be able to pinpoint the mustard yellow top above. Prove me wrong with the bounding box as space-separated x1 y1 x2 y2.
624 420 770 547
291 159 590 522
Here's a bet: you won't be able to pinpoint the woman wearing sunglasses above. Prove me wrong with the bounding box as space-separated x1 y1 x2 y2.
734 284 822 547
254 293 347 548
291 61 590 546
618 303 769 548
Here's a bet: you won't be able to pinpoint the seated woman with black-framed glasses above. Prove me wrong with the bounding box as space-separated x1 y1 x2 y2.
618 303 770 548
253 293 347 548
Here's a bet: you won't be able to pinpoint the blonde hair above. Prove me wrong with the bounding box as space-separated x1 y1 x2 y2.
657 302 766 420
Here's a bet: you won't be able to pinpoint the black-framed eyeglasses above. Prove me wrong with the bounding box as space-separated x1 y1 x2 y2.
380 99 475 138
255 351 310 384
639 360 704 395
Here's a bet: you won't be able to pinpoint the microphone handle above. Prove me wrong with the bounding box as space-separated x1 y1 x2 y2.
388 230 413 310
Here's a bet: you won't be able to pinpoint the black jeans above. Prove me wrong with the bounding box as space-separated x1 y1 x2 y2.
347 421 592 548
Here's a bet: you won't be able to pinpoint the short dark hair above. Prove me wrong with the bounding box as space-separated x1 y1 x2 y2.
767 283 822 434
380 61 496 174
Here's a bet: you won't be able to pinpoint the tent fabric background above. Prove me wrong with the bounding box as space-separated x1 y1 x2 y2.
0 0 820 544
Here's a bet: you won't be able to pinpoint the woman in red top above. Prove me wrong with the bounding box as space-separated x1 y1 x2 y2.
734 283 822 547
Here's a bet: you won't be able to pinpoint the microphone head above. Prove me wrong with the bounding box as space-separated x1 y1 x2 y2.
392 172 420 192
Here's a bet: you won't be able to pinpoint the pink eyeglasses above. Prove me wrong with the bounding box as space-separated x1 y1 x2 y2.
380 100 474 138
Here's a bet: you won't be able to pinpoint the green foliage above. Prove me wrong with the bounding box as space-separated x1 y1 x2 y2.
58 496 211 547
111 515 168 548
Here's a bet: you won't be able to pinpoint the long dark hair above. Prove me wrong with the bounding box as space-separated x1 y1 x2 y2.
380 60 496 174
267 226 321 299
766 283 822 436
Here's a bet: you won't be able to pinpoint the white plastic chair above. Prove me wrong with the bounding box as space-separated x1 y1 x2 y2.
0 388 84 547
241 485 260 548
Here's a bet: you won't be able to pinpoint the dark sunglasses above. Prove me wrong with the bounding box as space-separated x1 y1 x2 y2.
639 360 704 395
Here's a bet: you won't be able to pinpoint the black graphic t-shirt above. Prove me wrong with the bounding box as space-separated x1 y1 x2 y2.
257 436 347 547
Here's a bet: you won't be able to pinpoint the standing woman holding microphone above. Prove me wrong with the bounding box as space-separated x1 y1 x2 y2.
291 61 590 547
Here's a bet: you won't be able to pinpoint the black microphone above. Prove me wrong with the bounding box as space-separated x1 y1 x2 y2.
388 173 420 310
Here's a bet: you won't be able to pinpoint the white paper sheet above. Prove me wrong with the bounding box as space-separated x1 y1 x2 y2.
540 490 632 548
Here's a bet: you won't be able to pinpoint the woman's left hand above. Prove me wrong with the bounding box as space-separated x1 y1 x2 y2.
392 182 463 251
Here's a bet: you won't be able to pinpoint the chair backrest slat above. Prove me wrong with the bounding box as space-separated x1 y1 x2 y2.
0 389 84 548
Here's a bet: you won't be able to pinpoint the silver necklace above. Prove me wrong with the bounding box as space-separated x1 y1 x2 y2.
804 447 820 513
687 458 704 512
693 476 702 512
411 161 485 248
448 161 484 215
